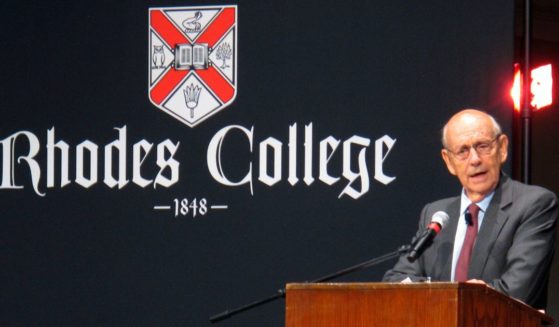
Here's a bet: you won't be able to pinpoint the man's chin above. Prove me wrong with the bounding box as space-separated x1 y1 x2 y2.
466 183 497 201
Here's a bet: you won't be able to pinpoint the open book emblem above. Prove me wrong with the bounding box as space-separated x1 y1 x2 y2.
148 5 237 127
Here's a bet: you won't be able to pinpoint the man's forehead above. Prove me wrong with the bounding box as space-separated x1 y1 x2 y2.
446 116 494 145
449 128 492 141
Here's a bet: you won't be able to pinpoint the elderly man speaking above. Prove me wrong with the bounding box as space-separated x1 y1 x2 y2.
383 109 557 309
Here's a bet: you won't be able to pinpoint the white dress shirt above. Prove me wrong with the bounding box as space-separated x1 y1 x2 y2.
450 190 494 281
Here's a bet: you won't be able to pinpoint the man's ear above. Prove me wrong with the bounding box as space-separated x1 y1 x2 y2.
498 134 509 164
441 149 457 176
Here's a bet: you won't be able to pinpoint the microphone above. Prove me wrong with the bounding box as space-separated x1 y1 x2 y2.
407 211 449 262
465 209 473 225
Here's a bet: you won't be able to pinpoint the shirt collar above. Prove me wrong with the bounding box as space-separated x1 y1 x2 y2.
460 189 495 214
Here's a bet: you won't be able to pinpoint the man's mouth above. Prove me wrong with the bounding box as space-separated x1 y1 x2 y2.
470 171 487 181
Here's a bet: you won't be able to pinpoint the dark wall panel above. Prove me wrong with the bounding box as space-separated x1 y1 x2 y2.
0 1 513 326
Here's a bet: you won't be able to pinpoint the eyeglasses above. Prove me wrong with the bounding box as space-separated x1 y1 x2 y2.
445 134 501 161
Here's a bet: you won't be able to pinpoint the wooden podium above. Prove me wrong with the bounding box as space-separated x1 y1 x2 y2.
285 282 554 326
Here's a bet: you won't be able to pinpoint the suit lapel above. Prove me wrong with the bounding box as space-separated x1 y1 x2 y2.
437 198 461 280
468 175 512 278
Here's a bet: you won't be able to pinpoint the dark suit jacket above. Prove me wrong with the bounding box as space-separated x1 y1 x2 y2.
383 174 557 309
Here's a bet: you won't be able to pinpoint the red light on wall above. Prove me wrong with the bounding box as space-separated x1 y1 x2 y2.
511 64 521 112
510 63 554 112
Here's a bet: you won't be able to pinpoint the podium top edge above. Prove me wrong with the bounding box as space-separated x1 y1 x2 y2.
286 282 478 290
285 282 554 324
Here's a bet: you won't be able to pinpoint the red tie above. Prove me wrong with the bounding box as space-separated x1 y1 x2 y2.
455 203 480 282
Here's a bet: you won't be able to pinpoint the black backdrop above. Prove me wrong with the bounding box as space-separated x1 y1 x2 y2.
0 0 513 326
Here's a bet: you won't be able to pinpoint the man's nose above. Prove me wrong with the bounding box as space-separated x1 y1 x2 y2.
469 147 482 164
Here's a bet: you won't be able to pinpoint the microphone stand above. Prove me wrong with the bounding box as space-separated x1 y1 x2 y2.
209 244 411 323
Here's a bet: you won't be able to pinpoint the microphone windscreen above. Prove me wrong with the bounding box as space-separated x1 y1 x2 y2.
431 211 450 229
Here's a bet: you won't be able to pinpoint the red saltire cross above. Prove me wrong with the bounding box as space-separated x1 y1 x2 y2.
149 8 235 106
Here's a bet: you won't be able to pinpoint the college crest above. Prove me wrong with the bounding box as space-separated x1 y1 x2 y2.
148 5 237 127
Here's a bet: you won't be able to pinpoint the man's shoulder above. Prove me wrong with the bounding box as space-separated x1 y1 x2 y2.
421 196 460 217
427 196 459 207
499 177 558 217
504 177 557 201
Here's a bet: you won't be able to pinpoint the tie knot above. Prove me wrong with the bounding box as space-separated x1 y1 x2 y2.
468 203 480 216
467 203 480 225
